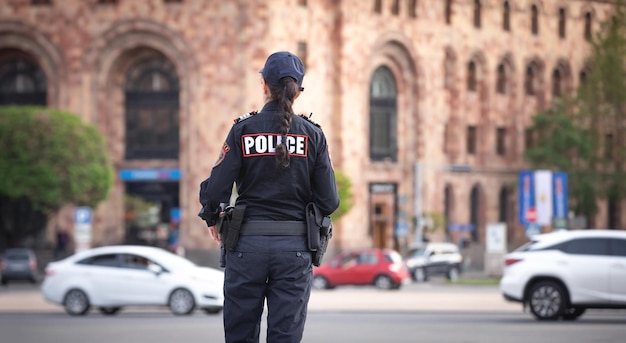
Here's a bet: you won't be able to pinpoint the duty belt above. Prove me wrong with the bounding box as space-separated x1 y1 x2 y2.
239 221 307 236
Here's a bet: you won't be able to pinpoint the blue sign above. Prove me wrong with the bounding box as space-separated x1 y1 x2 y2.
525 223 541 239
119 169 181 181
74 207 92 225
552 172 568 219
518 170 535 225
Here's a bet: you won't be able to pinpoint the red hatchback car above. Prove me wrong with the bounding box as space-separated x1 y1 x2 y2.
312 248 410 290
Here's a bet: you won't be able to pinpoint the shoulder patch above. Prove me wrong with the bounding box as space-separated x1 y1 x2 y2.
234 111 257 124
298 112 321 128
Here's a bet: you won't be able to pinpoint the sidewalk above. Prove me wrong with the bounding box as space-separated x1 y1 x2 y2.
0 284 520 313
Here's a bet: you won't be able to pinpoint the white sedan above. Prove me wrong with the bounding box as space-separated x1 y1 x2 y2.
41 245 224 316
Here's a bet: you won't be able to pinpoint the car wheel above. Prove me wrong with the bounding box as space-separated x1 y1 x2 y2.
413 268 427 283
98 307 122 316
312 275 330 290
64 289 90 316
561 307 586 321
374 275 393 290
446 267 460 282
528 281 566 321
169 288 195 315
202 307 223 315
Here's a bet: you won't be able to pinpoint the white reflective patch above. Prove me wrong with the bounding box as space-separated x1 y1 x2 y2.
241 134 308 157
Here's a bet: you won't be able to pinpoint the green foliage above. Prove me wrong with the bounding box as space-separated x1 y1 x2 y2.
0 106 113 212
331 170 353 221
526 3 626 220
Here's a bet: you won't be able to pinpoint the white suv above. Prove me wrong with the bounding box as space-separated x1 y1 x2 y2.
500 229 626 321
405 242 463 282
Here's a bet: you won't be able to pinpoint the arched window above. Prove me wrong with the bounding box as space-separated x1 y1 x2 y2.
391 0 400 15
470 184 481 241
474 0 481 28
369 66 397 162
524 62 537 96
531 4 539 35
467 61 477 92
408 0 417 18
552 68 561 98
444 184 454 237
558 8 566 39
503 1 511 32
445 0 452 24
498 186 509 222
496 63 507 94
0 57 47 105
125 56 180 159
584 11 593 41
374 0 382 14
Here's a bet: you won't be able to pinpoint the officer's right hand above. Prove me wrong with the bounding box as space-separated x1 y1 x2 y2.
208 225 221 244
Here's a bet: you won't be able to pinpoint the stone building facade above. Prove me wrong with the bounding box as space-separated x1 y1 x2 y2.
1 0 622 263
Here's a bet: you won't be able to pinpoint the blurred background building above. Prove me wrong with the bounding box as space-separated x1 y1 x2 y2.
0 0 620 268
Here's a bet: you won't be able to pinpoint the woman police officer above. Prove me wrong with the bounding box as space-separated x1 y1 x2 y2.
199 51 340 343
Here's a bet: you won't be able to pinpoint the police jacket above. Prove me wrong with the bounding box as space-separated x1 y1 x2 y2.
199 100 340 227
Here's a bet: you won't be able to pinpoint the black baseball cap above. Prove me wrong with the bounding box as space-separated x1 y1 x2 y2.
260 51 305 91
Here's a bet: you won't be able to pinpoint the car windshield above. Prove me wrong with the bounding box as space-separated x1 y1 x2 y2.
4 249 30 260
409 248 427 257
153 250 197 269
514 240 539 252
385 250 404 263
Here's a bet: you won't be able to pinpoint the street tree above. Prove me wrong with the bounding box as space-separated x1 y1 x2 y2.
0 106 113 249
526 4 626 224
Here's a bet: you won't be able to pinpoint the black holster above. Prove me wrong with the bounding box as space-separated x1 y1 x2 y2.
217 205 247 262
305 202 333 267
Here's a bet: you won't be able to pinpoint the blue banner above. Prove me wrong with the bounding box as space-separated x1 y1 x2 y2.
119 169 181 181
518 170 535 224
552 172 568 219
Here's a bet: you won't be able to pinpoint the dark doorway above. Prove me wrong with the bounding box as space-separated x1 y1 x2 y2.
124 182 179 247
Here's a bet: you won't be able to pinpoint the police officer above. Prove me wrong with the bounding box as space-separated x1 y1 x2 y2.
199 51 340 343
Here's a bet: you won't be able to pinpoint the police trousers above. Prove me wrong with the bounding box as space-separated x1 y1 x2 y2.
223 235 312 343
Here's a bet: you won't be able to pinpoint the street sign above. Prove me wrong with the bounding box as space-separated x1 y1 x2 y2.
74 207 92 253
525 223 541 239
526 208 537 223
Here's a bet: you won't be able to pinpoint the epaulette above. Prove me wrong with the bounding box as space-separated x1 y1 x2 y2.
234 111 257 124
298 112 321 128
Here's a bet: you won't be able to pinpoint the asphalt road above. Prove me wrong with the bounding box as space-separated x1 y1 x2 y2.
1 310 625 343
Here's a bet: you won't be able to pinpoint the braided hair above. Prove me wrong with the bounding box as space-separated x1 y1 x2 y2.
267 76 299 168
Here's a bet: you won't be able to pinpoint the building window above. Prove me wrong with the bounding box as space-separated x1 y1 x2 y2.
125 56 180 159
503 1 510 32
391 0 400 15
470 184 481 241
374 0 382 14
98 0 117 4
552 68 561 98
605 133 614 159
297 42 308 69
525 128 534 150
467 125 477 154
444 50 455 90
531 4 539 35
524 63 536 96
467 61 477 92
558 8 566 39
31 0 52 4
496 64 507 94
164 0 182 3
473 0 481 28
496 127 506 155
408 0 417 18
0 58 47 105
584 12 593 41
445 0 452 25
298 0 307 6
498 186 510 223
579 69 587 85
369 66 397 162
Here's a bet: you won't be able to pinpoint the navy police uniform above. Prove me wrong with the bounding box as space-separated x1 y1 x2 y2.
199 100 340 342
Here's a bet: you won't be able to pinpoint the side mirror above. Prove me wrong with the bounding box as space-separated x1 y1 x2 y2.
148 263 163 275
